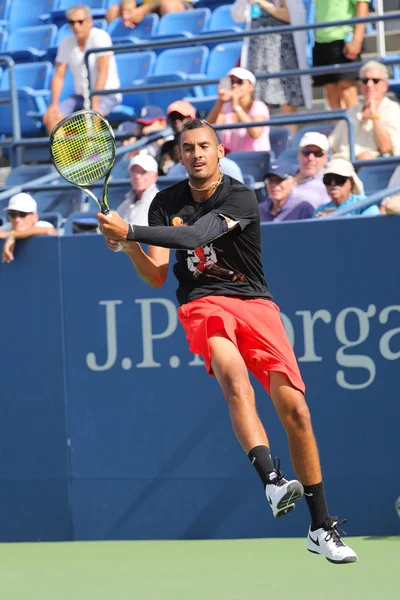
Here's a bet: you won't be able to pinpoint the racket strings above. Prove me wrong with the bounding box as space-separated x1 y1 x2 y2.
51 112 114 186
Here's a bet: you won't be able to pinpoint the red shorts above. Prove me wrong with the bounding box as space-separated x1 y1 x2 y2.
178 296 305 395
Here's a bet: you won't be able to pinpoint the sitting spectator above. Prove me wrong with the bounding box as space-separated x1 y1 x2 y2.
43 5 121 134
259 160 314 222
0 193 57 263
120 105 169 160
329 61 400 161
380 166 400 215
159 100 197 175
115 154 159 225
207 67 270 152
106 0 194 27
314 158 379 218
294 132 331 209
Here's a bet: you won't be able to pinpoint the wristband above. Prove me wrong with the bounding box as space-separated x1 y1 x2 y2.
234 106 243 113
370 114 380 121
126 223 135 241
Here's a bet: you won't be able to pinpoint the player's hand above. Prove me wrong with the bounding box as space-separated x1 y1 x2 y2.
97 211 129 241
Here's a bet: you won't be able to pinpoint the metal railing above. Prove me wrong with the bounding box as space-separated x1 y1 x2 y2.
323 183 400 218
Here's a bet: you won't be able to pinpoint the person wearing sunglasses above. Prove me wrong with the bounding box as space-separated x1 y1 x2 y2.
0 193 57 264
293 132 331 210
329 61 400 161
43 5 121 134
313 158 379 218
207 67 271 153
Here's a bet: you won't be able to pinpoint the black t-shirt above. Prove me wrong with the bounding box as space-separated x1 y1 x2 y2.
148 175 272 305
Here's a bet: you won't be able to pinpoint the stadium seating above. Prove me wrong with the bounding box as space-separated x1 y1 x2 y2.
39 211 63 229
358 164 398 196
269 127 292 158
50 0 108 26
107 14 159 44
154 9 211 38
63 211 99 235
278 147 299 167
4 24 58 62
207 4 244 33
0 0 54 33
292 124 335 148
225 151 271 182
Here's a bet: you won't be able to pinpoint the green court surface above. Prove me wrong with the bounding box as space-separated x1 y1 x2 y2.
0 536 398 600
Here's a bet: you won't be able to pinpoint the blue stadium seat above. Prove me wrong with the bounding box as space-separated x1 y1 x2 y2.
4 164 56 186
63 211 99 234
154 46 209 77
39 211 63 229
277 147 299 167
154 8 211 37
107 51 157 121
225 151 271 182
1 0 54 32
188 41 242 114
207 5 244 31
4 24 58 62
110 157 131 180
0 0 11 22
292 124 334 148
358 164 398 196
156 176 185 191
107 14 159 44
0 62 53 136
269 127 292 158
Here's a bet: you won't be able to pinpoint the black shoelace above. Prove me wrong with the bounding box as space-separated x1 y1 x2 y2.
270 457 286 487
324 517 347 547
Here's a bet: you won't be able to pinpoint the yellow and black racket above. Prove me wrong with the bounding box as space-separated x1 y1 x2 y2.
49 109 116 215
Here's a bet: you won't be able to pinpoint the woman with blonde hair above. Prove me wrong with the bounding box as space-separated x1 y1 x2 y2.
206 67 270 153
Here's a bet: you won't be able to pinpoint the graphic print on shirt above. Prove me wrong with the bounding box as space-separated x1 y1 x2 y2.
172 215 245 282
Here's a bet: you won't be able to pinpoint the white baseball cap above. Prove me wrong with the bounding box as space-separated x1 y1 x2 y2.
5 192 37 213
299 132 330 152
323 158 364 195
227 67 256 85
128 153 159 173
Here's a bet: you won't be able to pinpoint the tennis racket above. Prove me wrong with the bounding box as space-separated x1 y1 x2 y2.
49 109 116 215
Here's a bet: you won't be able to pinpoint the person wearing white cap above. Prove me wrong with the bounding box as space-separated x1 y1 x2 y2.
115 154 159 226
293 132 331 209
314 158 379 218
207 67 271 153
0 193 56 263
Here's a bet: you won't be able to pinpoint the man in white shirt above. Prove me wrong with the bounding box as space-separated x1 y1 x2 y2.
329 61 400 161
116 154 159 225
43 4 121 134
0 193 57 263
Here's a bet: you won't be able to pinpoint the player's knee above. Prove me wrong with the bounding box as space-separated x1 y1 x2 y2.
220 372 253 406
283 401 311 432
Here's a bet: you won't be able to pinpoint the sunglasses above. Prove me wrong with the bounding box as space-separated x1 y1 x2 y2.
300 149 325 158
68 18 87 25
323 174 349 186
230 78 244 86
360 77 383 85
7 211 30 219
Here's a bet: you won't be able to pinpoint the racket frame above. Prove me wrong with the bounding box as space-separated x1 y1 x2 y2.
49 109 116 215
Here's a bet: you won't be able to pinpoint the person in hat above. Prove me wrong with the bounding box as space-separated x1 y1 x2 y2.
0 193 57 263
159 100 197 175
121 105 168 161
207 67 270 153
115 154 159 226
314 158 380 218
43 5 121 134
259 159 314 222
293 132 331 209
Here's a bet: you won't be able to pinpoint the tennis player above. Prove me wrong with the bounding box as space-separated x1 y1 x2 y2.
97 119 357 564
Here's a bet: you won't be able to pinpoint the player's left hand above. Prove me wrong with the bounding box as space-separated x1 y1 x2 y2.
97 211 129 241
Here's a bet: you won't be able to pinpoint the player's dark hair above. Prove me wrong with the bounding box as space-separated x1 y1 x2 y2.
177 119 220 147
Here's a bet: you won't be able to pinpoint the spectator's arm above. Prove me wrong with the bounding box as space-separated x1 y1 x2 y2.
234 108 266 139
92 54 110 114
372 118 394 155
256 0 290 23
48 62 67 108
10 226 57 239
207 96 226 124
344 2 369 60
328 120 345 155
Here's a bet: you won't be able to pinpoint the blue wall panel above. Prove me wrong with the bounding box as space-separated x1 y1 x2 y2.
1 215 400 541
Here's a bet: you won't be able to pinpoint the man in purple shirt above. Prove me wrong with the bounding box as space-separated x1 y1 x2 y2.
259 160 314 223
294 132 332 209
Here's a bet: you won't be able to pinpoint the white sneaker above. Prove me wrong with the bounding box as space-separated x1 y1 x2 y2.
307 517 358 564
265 471 304 518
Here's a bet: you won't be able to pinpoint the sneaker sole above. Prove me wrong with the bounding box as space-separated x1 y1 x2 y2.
275 503 296 518
275 481 304 513
307 549 358 564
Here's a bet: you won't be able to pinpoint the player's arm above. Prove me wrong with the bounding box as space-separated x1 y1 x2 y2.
123 242 170 288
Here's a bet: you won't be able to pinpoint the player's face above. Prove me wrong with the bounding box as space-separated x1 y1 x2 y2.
179 127 224 182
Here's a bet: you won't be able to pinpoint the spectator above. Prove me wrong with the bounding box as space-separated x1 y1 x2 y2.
43 5 121 134
294 132 331 209
259 159 314 222
207 67 270 153
231 0 312 132
159 100 197 175
313 0 370 109
314 158 379 218
329 61 400 161
106 0 195 27
380 166 400 215
0 193 57 263
121 105 168 161
115 154 159 225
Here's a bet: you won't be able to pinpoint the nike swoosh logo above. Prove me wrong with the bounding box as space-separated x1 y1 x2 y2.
309 534 320 546
304 492 313 497
251 457 256 464
267 495 273 505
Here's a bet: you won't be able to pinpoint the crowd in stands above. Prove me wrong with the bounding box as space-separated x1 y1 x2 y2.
1 0 400 261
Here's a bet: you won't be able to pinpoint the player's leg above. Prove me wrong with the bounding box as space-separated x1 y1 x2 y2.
269 371 358 564
208 331 302 518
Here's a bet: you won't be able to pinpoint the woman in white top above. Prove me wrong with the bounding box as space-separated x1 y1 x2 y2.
206 67 270 153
